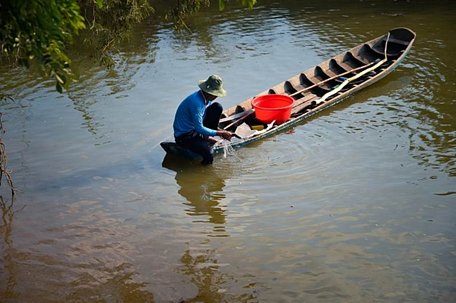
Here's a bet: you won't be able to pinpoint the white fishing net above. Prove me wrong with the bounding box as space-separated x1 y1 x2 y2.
220 139 241 160
215 120 276 161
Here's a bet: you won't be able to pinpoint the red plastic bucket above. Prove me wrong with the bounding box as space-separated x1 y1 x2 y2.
251 94 294 124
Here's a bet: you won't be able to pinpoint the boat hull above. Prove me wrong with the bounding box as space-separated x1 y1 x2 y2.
162 27 416 159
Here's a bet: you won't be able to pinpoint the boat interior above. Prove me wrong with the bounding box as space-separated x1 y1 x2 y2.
219 28 415 136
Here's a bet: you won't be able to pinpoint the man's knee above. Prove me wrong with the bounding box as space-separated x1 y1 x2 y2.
210 102 223 113
204 102 223 129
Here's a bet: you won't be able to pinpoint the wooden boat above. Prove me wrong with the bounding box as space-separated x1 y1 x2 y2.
161 27 416 160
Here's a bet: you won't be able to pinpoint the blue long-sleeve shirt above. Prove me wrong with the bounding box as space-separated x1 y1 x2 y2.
173 90 217 138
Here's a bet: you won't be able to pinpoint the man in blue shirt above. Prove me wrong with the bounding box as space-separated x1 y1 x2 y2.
173 75 234 164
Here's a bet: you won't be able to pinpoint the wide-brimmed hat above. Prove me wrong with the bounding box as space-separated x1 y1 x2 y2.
198 74 227 97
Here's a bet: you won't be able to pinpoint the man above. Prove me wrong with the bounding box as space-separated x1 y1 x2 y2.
173 75 234 165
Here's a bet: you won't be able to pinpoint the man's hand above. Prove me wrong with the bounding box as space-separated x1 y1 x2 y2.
216 130 234 141
207 136 219 145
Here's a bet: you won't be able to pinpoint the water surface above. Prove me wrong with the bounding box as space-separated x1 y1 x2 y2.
0 1 455 302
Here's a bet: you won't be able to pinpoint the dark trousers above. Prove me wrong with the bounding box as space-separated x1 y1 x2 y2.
175 102 223 164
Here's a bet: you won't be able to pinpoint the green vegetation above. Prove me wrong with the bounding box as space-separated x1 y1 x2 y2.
1 0 257 93
0 0 153 92
1 0 86 93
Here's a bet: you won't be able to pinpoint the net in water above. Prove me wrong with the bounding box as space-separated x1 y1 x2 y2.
220 139 241 161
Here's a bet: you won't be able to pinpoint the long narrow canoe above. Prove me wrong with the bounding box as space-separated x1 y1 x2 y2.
161 27 416 160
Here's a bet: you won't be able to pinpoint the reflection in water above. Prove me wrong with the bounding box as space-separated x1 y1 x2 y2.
162 155 227 229
179 248 225 303
66 21 161 140
178 245 259 303
162 156 244 302
0 196 16 299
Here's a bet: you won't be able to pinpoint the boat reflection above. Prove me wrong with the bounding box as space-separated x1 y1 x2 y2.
162 154 228 228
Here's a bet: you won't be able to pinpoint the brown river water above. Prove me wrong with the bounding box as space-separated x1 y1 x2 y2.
0 0 455 302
